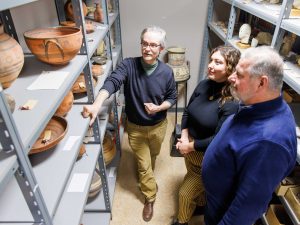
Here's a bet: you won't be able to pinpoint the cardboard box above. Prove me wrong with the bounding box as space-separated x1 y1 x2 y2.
275 183 300 196
285 186 300 221
265 204 293 225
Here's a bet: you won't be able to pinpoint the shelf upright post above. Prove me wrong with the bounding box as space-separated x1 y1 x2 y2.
102 0 114 69
89 0 111 213
54 0 66 23
226 0 237 45
112 93 121 155
0 10 19 42
271 0 294 50
198 0 213 82
71 0 96 103
0 87 53 225
114 0 123 60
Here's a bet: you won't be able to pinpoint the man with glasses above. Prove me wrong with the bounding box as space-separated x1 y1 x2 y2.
82 26 176 221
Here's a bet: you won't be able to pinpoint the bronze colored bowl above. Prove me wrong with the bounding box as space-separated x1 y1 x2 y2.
103 132 116 165
55 91 74 117
72 73 97 94
30 116 68 154
24 27 83 65
60 21 94 34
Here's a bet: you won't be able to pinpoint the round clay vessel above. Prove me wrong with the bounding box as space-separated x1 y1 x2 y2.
0 25 24 88
65 0 88 21
30 115 68 154
55 91 74 117
23 27 83 65
72 73 97 93
92 64 104 76
103 132 116 165
4 93 16 113
94 3 104 23
60 21 76 27
167 47 186 66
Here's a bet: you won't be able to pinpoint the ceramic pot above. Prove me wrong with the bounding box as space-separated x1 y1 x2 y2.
168 63 190 82
65 0 88 21
77 144 86 160
30 116 68 154
55 91 74 117
60 20 94 34
103 132 116 165
72 73 97 93
94 3 104 23
0 25 24 88
24 27 83 65
167 47 186 66
4 93 16 113
92 64 104 76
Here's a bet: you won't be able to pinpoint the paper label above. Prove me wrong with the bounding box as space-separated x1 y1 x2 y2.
108 167 116 178
67 173 89 193
27 71 69 90
63 136 81 151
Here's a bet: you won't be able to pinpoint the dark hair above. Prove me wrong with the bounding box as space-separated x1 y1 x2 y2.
210 45 241 104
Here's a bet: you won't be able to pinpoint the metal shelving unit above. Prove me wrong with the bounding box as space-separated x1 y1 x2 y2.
0 0 123 224
201 0 300 224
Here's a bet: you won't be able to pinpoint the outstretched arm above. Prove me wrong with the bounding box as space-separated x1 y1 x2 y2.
82 89 109 126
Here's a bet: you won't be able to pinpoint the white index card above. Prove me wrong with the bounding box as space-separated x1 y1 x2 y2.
108 167 116 178
27 71 69 90
63 136 81 151
67 173 89 193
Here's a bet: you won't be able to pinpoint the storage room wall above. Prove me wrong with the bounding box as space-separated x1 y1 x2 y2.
119 0 209 108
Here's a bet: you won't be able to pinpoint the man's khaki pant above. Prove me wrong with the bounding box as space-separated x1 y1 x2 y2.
126 119 168 202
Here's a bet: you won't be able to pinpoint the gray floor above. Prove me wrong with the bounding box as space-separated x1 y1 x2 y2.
109 113 204 225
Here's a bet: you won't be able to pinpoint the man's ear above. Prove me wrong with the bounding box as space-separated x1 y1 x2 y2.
259 75 269 88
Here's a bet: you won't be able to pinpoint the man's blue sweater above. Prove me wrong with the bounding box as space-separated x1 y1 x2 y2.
202 96 297 225
101 57 177 126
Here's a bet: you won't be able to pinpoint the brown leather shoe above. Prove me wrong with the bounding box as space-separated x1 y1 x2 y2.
143 200 154 221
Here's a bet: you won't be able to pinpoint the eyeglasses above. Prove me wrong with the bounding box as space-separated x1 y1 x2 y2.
141 41 161 49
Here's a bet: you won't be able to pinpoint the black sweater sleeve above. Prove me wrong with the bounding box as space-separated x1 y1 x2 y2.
193 100 239 151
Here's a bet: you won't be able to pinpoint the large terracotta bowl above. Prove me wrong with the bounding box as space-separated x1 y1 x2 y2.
24 27 83 65
29 116 68 154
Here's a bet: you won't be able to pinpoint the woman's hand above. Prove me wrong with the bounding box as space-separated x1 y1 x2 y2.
176 139 195 155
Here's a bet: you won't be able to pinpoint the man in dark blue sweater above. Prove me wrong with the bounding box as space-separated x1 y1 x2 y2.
202 46 297 225
82 26 176 222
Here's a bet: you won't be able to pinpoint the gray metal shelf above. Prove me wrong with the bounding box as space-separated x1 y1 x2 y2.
0 0 38 11
233 0 280 25
53 144 100 225
261 214 269 225
0 153 18 194
0 105 90 222
281 19 300 37
108 12 118 28
85 150 120 211
81 212 111 225
112 45 122 69
4 55 87 153
283 62 300 95
208 21 227 42
0 0 122 224
73 60 113 103
86 22 109 58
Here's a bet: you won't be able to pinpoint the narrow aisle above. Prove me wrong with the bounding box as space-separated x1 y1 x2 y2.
109 112 204 225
